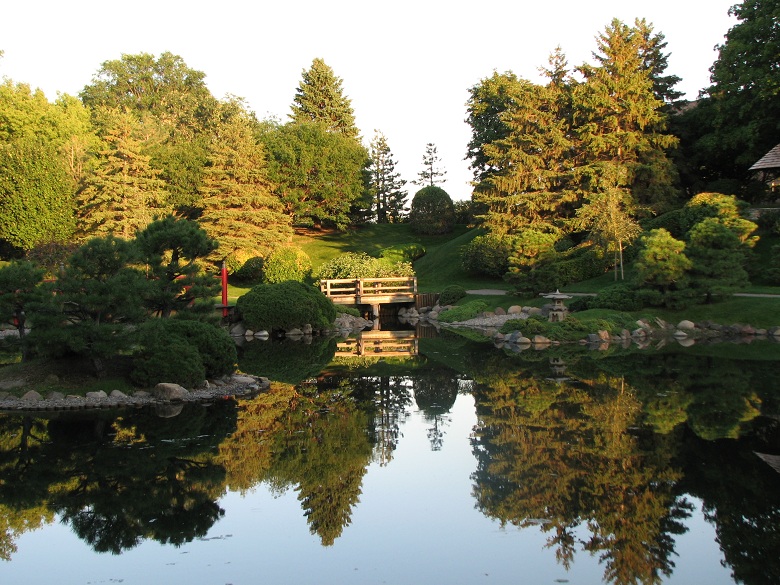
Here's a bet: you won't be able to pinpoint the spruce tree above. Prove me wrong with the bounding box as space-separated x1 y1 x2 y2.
414 142 447 187
75 109 169 240
290 58 359 139
198 102 292 267
368 131 407 223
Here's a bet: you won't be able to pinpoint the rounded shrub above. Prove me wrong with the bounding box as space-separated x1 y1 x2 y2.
262 246 312 283
234 256 264 282
236 281 337 332
131 336 205 388
162 319 237 378
409 186 455 235
438 285 466 306
461 233 513 277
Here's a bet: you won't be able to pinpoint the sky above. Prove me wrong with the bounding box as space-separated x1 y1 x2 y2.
2 0 737 201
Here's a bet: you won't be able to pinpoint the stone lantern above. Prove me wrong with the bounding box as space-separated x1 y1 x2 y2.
540 289 572 322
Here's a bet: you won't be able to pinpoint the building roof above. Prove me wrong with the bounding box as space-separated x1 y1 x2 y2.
750 143 780 171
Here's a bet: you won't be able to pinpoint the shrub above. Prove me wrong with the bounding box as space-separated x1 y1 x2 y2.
409 186 455 235
236 281 337 332
335 305 361 317
130 318 237 387
234 256 264 282
461 233 513 277
315 252 414 280
262 246 312 283
588 284 643 311
438 300 488 323
238 337 337 385
438 285 466 306
514 246 609 293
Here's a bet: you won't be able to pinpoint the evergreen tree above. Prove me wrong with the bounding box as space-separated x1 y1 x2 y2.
413 142 447 186
75 109 169 240
290 58 359 139
476 49 577 236
686 218 750 303
198 101 292 267
368 131 407 223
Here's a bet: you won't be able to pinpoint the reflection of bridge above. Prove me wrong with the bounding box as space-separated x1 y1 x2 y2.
320 277 417 306
336 330 418 357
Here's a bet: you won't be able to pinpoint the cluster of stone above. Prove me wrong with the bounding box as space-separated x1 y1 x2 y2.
0 374 270 413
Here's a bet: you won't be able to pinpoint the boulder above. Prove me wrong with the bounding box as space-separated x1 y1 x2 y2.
597 330 611 341
532 335 551 346
21 390 43 402
508 305 523 315
86 390 108 400
110 390 127 399
229 322 247 337
528 307 543 316
47 391 65 401
153 383 188 401
495 307 506 316
677 320 696 331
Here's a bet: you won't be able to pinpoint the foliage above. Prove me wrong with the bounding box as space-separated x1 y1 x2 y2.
27 236 149 374
238 337 337 385
368 131 408 223
505 230 558 274
510 245 610 293
438 300 488 323
261 246 312 283
413 142 447 187
289 58 359 138
261 121 369 229
132 318 236 387
75 108 169 239
461 233 513 278
438 285 466 306
0 261 44 357
315 252 414 280
233 256 265 282
686 217 751 303
235 281 337 332
198 100 293 264
0 137 75 252
134 215 220 317
409 186 455 235
634 228 692 291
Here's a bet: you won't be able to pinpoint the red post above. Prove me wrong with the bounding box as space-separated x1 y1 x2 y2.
221 261 228 318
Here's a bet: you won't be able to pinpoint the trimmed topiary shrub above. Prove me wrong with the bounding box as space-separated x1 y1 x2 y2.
236 281 337 332
234 256 264 282
131 318 237 387
409 186 455 235
438 285 466 306
315 251 414 281
261 246 312 283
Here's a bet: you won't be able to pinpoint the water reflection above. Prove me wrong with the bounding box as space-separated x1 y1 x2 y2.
0 335 778 585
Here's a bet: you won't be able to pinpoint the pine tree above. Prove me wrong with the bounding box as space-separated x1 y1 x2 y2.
198 102 292 267
414 142 447 186
368 131 407 223
290 58 359 139
75 109 169 240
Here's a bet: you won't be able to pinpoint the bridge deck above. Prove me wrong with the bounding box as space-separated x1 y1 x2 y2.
320 277 417 305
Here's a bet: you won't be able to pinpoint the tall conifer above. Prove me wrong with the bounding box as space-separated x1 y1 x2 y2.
290 58 359 139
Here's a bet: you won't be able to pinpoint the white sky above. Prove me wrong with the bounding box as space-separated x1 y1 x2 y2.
2 0 736 200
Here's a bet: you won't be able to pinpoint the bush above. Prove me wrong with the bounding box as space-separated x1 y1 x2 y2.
438 300 488 323
438 285 466 306
315 252 414 280
131 319 237 387
409 186 455 235
513 246 609 293
234 256 264 282
236 281 337 332
262 246 312 283
461 233 513 277
588 284 643 311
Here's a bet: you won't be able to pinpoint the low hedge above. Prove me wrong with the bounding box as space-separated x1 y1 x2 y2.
438 300 488 323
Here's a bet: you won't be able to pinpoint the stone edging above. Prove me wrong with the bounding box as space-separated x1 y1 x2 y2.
0 374 270 413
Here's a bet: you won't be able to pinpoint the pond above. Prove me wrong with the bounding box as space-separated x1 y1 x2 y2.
0 327 779 585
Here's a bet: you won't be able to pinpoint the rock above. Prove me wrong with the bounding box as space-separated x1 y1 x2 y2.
286 328 304 338
587 333 602 343
632 328 647 339
21 390 43 402
597 330 610 341
229 322 247 337
155 403 184 418
47 391 65 401
153 383 188 401
516 336 531 345
495 307 506 316
231 375 257 385
44 374 60 385
86 390 108 400
254 330 269 339
244 329 255 337
677 320 696 331
133 390 151 398
302 324 313 335
110 390 127 398
673 330 688 339
740 324 757 336
676 337 696 347
532 335 551 346
508 305 523 315
768 326 780 338
528 307 543 316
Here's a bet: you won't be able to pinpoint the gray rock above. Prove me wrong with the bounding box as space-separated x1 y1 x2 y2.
22 390 43 401
495 307 506 316
286 328 304 337
153 383 188 401
229 322 247 337
231 375 257 385
110 390 127 398
47 391 65 401
677 320 696 330
507 305 523 315
86 390 108 400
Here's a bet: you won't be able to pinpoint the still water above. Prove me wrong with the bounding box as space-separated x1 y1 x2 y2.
0 329 778 585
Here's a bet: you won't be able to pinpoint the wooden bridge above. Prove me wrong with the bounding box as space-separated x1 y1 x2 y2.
336 330 418 357
320 277 417 306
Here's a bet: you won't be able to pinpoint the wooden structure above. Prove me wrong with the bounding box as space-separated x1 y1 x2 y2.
320 277 417 310
750 143 780 192
336 330 418 357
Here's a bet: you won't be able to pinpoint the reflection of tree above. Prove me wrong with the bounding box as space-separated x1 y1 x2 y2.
263 387 373 546
470 357 689 585
412 369 460 451
238 337 337 385
0 403 236 557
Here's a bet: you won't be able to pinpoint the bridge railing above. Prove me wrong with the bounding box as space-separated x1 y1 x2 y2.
320 277 417 303
336 330 418 357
